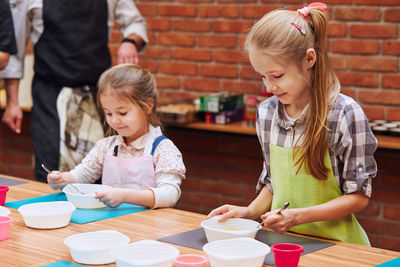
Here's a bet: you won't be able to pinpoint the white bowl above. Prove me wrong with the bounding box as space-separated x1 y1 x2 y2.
0 206 10 216
62 183 112 209
64 230 130 265
18 201 75 229
200 216 261 242
203 237 270 267
111 240 180 267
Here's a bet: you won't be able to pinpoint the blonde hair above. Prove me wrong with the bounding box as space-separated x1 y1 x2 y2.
97 64 161 136
246 7 339 180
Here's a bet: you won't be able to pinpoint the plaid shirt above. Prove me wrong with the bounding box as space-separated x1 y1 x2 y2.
256 93 377 198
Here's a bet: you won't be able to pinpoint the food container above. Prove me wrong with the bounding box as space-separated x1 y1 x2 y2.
202 237 270 267
64 230 130 265
111 240 179 267
62 183 112 209
18 201 75 229
205 109 244 125
200 216 261 242
371 125 389 135
157 101 199 124
0 216 13 240
174 254 208 267
200 93 244 113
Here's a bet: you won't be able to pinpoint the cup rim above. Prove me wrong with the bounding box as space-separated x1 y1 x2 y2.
0 185 9 192
271 243 304 253
0 216 13 224
174 254 208 265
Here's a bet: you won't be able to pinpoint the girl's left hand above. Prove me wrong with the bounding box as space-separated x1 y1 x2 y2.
95 189 124 208
260 208 296 234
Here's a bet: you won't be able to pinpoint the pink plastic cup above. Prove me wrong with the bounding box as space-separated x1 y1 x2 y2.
271 243 304 267
174 254 208 267
0 216 13 240
0 186 9 206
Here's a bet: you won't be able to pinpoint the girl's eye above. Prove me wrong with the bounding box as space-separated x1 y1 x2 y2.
273 74 283 79
105 113 112 117
120 112 127 116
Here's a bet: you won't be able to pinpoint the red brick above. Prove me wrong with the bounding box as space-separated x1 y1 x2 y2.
241 6 277 19
163 91 200 101
182 78 220 92
142 46 171 59
336 72 378 87
384 9 400 22
382 41 400 55
180 192 220 208
173 48 211 61
181 178 202 191
203 181 242 196
0 153 32 165
383 205 400 220
350 56 398 72
159 5 196 17
159 62 196 75
139 60 158 73
355 0 400 5
349 24 397 38
362 106 384 120
366 233 378 248
221 196 252 207
213 21 254 33
199 64 238 78
196 151 239 168
214 50 248 64
331 40 379 54
334 8 380 21
340 88 356 99
387 107 400 121
219 0 257 3
380 173 400 189
221 80 263 95
380 236 400 252
240 65 260 80
158 33 195 46
357 202 381 217
327 23 347 37
186 164 220 180
198 35 237 48
371 189 400 204
146 18 171 31
199 6 239 18
329 54 348 70
136 4 157 16
109 31 122 43
243 185 258 200
221 169 259 185
155 76 181 89
359 90 400 105
173 20 211 32
382 74 400 89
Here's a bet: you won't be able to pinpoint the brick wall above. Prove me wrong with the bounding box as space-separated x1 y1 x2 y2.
119 0 400 121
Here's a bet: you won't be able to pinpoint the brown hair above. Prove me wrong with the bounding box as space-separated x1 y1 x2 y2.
246 7 339 180
97 64 161 136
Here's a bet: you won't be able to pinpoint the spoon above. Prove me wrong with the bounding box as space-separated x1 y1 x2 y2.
41 164 84 195
258 201 290 228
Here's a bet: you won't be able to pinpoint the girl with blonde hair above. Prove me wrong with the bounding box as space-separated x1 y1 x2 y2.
208 3 377 246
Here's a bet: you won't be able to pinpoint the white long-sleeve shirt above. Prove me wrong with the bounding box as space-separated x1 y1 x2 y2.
3 0 148 79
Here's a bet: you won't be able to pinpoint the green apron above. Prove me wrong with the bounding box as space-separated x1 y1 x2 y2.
269 144 370 246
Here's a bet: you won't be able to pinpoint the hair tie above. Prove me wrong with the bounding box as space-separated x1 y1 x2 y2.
297 2 327 19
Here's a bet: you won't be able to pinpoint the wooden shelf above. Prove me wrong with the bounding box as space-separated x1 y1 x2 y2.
171 121 400 150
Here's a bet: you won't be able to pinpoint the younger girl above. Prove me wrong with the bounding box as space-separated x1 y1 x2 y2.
208 3 377 246
47 64 186 208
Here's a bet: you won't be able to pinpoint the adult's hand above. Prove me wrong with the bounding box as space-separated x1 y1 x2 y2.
1 102 22 134
117 41 139 65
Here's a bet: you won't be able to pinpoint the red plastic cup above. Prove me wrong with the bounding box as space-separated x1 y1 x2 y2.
0 186 9 206
0 216 13 240
271 243 304 267
174 254 208 267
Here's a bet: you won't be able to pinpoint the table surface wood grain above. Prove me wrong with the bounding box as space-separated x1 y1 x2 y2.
1 174 399 267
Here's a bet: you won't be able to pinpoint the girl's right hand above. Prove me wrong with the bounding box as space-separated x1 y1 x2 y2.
47 171 67 190
207 204 251 222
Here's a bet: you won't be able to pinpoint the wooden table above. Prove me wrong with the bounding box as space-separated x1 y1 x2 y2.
1 175 399 267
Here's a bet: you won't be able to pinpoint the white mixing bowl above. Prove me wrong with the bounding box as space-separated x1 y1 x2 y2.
62 183 112 209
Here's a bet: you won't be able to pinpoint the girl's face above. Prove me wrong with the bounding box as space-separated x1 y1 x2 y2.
100 92 149 144
249 47 312 115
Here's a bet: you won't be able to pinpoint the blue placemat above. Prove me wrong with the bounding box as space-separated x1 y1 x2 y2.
5 192 148 224
41 261 86 267
375 257 400 266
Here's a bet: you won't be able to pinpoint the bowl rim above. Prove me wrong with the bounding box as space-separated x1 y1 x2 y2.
64 230 130 251
200 216 261 235
62 183 112 196
18 201 76 216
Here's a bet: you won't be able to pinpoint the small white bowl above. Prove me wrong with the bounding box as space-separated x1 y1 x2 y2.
200 216 261 242
0 206 10 216
203 237 270 267
64 230 130 265
18 201 75 229
62 183 112 209
111 240 180 267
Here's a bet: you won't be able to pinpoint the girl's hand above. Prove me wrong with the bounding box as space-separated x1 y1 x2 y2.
207 204 251 222
47 171 67 190
95 188 125 208
261 208 296 234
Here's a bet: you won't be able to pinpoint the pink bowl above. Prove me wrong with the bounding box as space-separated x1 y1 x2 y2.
0 216 13 240
174 254 208 267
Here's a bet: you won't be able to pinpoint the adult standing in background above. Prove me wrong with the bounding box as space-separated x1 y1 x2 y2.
2 0 148 182
0 0 17 69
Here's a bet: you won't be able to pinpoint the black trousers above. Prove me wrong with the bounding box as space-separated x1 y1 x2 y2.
31 76 62 182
